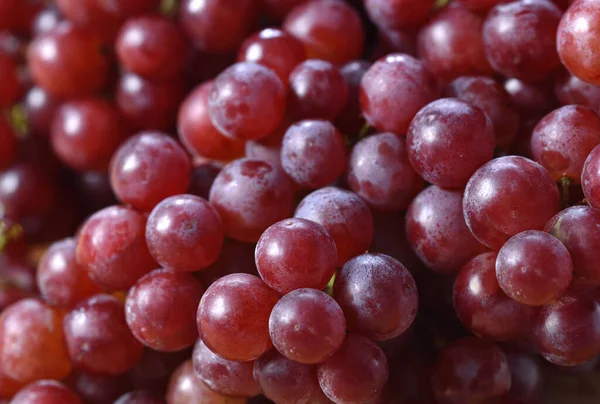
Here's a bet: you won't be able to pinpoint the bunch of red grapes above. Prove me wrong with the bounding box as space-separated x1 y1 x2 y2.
2 0 600 403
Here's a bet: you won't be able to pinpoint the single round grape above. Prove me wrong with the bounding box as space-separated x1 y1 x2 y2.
581 144 600 209
557 0 600 85
545 206 600 288
0 52 21 108
287 59 349 121
116 15 187 80
27 22 109 97
280 120 346 188
0 299 71 384
283 0 364 65
238 28 306 85
533 291 600 366
417 5 493 82
531 105 600 182
179 0 257 53
110 132 191 212
244 140 283 169
360 54 439 134
504 77 558 118
23 86 62 138
317 334 388 404
187 162 222 201
197 273 279 362
406 186 487 274
116 72 185 132
365 0 433 30
192 339 259 398
463 156 560 250
269 288 346 364
56 0 125 43
0 163 57 220
431 337 511 404
554 71 600 111
255 218 337 294
496 230 572 306
347 132 424 211
208 62 286 141
50 98 126 171
453 252 538 340
114 390 165 404
0 117 15 170
483 0 562 82
335 60 370 136
333 253 418 341
177 81 245 161
63 294 144 375
37 238 102 308
76 206 156 291
167 360 247 404
125 269 203 352
209 158 294 242
295 187 374 267
447 76 520 149
407 98 495 189
145 194 223 272
10 380 82 404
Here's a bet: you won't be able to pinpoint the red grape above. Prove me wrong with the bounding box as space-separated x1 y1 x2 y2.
505 351 542 402
581 144 600 208
0 118 15 170
360 54 439 135
76 205 156 291
63 294 144 375
463 156 560 250
283 0 364 65
407 98 495 189
23 86 62 138
95 0 161 17
504 77 558 118
70 372 130 404
554 70 600 111
0 163 57 220
0 53 21 109
208 62 286 141
196 273 279 361
114 390 165 404
10 380 82 404
187 162 222 201
333 253 418 341
335 60 370 136
365 0 433 30
56 0 124 43
196 238 259 287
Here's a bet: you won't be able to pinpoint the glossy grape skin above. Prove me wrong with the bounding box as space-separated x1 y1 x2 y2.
114 390 165 404
531 105 600 182
347 132 423 212
504 77 557 118
431 337 511 404
555 71 600 110
557 0 600 85
287 60 348 121
110 132 191 212
244 140 283 169
0 163 57 220
238 28 306 85
447 76 520 149
209 158 294 242
10 380 82 404
255 219 337 294
0 53 21 109
406 186 487 274
453 253 538 341
582 144 600 209
76 205 156 291
56 0 124 43
545 206 600 288
197 273 279 362
533 291 600 366
269 288 346 364
23 86 62 138
280 120 346 188
295 187 373 267
333 253 418 341
483 0 562 82
116 72 185 132
463 156 560 250
177 81 245 161
192 339 259 398
50 98 126 171
63 294 144 375
27 22 109 98
116 15 187 80
179 0 257 53
0 118 15 170
125 269 203 352
360 54 439 135
283 0 364 65
417 5 493 82
317 334 388 404
365 0 433 30
0 299 71 384
208 62 286 141
407 98 495 189
167 360 247 404
37 238 102 308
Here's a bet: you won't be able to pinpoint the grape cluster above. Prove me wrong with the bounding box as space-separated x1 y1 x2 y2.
2 0 600 403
